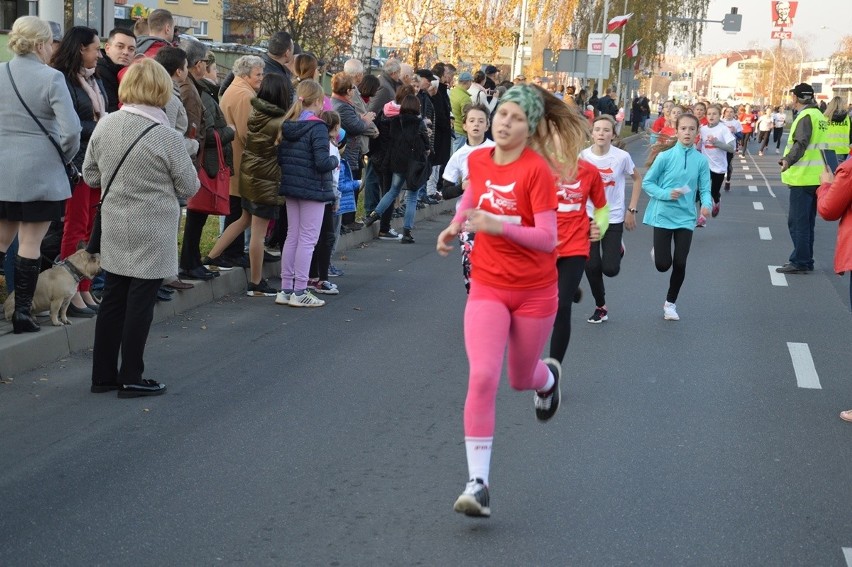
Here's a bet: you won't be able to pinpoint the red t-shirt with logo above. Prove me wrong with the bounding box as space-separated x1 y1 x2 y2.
467 146 558 290
556 160 607 259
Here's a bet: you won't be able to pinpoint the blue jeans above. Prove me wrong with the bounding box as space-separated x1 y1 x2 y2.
787 185 817 269
374 173 418 230
362 161 381 214
452 134 467 154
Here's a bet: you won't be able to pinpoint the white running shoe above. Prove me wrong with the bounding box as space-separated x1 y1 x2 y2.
275 291 291 305
453 478 491 518
663 301 679 321
288 290 325 307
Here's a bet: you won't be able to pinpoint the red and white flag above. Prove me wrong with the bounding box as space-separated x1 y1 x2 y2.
624 39 640 58
607 13 633 32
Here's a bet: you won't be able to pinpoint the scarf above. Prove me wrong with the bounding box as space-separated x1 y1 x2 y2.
78 67 106 121
120 104 170 127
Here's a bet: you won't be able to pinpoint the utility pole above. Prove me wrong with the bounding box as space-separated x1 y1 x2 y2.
614 0 628 111
597 0 609 94
513 0 529 80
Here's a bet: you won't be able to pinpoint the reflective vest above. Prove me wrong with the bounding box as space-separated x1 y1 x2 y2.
782 107 828 186
824 115 851 156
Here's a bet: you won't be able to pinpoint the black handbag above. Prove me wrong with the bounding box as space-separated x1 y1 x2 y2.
86 123 158 254
5 63 81 190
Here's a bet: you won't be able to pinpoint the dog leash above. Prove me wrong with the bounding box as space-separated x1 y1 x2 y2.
55 260 88 284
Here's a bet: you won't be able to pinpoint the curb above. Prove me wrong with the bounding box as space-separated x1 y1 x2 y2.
0 199 456 378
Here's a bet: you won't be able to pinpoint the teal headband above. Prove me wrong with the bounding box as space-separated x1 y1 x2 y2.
499 85 545 134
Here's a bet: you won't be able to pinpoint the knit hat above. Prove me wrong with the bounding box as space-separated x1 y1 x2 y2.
498 85 545 134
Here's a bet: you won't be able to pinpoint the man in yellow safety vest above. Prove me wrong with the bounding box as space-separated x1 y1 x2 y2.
777 83 829 274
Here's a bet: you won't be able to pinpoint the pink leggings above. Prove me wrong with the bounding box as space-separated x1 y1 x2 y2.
463 280 558 437
281 198 326 292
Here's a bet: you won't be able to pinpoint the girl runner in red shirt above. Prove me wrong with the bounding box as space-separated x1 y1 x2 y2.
436 84 583 518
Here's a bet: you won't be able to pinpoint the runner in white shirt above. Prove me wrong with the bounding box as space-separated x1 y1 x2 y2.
699 104 737 223
771 106 787 154
441 103 496 292
579 114 643 323
720 106 743 192
756 107 774 156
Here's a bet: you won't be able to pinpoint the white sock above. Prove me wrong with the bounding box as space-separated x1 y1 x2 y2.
465 437 493 485
537 367 555 395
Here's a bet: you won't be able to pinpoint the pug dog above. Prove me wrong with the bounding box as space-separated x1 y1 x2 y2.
4 249 101 326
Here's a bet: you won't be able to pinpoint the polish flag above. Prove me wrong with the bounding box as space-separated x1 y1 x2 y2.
624 39 640 58
607 13 633 32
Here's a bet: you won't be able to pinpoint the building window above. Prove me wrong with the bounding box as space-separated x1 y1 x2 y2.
194 0 209 4
1 0 23 31
193 20 208 36
165 0 178 3
68 0 104 35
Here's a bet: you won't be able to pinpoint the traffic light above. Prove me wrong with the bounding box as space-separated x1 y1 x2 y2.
722 8 742 32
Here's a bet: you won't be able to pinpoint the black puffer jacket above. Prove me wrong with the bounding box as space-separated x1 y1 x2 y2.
65 75 107 169
240 97 286 205
278 116 338 202
194 75 235 178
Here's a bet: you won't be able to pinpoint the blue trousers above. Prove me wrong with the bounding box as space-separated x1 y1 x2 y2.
786 185 817 270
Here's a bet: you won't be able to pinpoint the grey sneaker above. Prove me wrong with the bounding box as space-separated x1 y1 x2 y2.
453 478 491 518
288 290 325 307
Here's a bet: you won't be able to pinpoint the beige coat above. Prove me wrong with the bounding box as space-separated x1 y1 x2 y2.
220 75 256 197
83 112 200 279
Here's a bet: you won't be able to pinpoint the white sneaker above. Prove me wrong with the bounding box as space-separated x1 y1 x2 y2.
275 291 291 305
453 478 491 518
288 290 325 307
663 301 679 321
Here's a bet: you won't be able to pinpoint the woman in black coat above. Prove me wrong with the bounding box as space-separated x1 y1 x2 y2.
363 94 430 243
51 26 108 316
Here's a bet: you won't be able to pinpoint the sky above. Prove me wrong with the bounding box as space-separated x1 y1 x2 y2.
698 0 846 60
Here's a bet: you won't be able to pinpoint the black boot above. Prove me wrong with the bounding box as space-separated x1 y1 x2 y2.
401 229 415 243
12 256 41 334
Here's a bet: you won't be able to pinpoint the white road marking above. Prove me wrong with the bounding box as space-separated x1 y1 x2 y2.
787 342 821 389
739 160 747 164
759 227 772 240
749 185 758 192
743 166 750 171
768 265 788 286
746 155 777 198
842 547 852 566
753 202 764 210
745 174 754 180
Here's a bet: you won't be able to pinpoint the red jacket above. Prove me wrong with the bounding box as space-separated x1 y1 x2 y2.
817 158 852 274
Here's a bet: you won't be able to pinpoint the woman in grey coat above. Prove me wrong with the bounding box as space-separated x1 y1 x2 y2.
83 58 199 398
0 16 81 334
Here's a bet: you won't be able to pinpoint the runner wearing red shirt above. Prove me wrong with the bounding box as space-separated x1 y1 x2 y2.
436 84 586 518
738 104 755 156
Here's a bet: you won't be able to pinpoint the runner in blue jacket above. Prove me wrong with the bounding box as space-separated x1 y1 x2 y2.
642 113 711 321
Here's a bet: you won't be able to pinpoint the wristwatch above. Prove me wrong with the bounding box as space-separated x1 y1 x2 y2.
628 208 639 214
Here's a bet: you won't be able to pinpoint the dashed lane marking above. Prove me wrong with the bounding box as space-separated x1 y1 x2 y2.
747 154 777 198
768 266 788 286
743 166 750 171
759 227 772 240
745 174 754 180
749 185 758 192
753 202 764 210
787 342 821 389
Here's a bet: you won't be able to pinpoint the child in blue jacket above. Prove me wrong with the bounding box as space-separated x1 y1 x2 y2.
642 113 711 321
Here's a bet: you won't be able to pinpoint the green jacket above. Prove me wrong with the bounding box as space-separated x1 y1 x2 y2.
449 85 472 135
239 98 287 205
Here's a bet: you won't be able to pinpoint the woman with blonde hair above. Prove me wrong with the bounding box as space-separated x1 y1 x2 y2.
0 16 81 334
823 96 852 164
84 58 199 397
435 84 589 518
274 79 338 307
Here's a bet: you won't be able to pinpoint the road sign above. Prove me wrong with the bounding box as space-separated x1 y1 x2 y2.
587 33 620 58
542 49 588 74
586 54 611 79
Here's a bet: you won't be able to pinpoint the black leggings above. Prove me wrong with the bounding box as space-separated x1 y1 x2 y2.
653 227 693 304
710 172 725 204
773 126 784 149
549 256 586 363
758 130 771 153
584 222 624 308
726 152 734 182
740 131 752 154
309 203 335 281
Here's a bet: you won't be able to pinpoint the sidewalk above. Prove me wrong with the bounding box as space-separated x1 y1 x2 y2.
0 200 456 378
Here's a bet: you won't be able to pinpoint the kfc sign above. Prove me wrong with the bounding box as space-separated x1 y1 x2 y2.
771 1 797 28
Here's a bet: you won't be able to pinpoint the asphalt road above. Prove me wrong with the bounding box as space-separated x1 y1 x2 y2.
0 136 850 566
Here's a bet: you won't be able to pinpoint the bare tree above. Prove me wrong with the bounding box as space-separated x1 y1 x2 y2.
351 0 383 64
